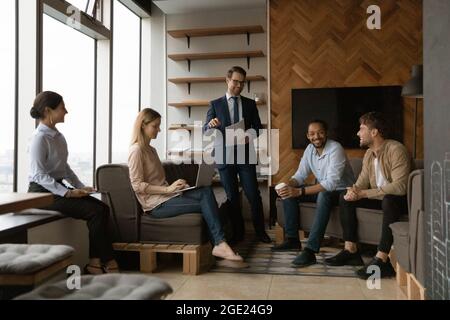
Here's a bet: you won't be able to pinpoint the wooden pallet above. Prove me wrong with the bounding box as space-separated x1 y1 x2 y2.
406 272 426 300
394 261 426 300
113 242 213 275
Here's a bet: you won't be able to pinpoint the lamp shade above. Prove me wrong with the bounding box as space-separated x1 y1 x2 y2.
402 64 423 98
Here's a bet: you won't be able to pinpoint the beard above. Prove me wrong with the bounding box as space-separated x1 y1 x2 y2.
312 138 326 149
359 138 371 148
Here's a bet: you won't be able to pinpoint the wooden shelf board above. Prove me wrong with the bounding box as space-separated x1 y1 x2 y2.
169 100 266 108
167 150 204 156
168 50 265 62
168 75 265 84
168 25 264 38
168 101 210 108
168 125 201 131
169 124 268 131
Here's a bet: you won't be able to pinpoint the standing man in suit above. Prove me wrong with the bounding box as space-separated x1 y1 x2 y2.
203 66 271 243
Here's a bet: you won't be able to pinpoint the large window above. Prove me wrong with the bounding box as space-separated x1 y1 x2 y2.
111 0 141 163
43 15 95 186
0 0 16 192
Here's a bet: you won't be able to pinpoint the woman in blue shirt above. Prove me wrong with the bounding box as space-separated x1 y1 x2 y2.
28 91 118 274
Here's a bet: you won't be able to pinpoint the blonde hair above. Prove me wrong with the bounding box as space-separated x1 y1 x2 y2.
131 108 162 149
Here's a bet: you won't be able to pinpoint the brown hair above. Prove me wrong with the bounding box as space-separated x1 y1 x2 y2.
131 108 162 149
226 66 247 79
359 112 389 138
30 91 63 119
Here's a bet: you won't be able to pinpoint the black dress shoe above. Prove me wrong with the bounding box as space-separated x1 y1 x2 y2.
292 248 317 267
324 249 364 266
356 257 396 279
271 238 301 251
256 231 272 243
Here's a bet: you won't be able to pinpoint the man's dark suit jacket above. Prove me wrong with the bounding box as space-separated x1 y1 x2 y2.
203 95 262 169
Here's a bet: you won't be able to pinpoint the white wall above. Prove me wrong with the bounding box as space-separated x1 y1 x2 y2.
28 218 89 268
165 8 268 156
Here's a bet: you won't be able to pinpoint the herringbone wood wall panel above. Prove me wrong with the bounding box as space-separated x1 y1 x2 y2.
270 0 423 185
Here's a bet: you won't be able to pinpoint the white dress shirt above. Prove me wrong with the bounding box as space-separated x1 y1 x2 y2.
226 92 243 123
28 123 85 197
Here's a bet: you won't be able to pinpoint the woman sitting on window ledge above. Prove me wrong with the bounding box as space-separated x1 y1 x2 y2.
28 91 119 275
128 108 245 265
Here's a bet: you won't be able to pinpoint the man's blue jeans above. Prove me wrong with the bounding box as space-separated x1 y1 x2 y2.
150 187 225 245
282 191 341 253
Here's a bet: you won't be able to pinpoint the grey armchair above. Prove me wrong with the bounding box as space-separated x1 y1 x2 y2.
96 162 208 245
390 169 425 285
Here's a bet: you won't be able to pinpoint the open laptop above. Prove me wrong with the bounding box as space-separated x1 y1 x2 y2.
179 163 216 192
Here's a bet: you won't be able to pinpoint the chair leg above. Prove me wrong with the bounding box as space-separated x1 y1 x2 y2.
139 250 157 273
396 262 407 287
183 252 200 275
298 230 305 240
407 273 426 300
275 224 284 244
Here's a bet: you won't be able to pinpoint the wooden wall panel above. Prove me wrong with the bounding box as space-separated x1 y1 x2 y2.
270 0 423 185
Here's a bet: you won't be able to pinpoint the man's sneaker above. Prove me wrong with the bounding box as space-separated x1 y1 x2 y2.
271 238 301 251
356 257 396 279
324 249 364 266
292 248 317 267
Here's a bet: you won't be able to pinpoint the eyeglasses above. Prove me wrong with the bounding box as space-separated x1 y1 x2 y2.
230 79 246 86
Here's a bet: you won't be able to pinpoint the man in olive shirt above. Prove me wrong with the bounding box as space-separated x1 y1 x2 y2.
325 112 411 279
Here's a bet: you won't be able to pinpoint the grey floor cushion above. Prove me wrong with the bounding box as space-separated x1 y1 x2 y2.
0 244 74 274
15 274 173 300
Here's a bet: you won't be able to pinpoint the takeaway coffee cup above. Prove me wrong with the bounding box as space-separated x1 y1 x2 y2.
275 182 287 193
275 182 288 199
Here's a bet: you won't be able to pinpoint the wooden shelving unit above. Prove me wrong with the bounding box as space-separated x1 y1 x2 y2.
168 25 264 48
168 75 265 94
168 51 265 71
166 24 268 169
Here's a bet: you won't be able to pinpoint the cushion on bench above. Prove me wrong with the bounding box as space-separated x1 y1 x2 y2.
0 244 74 274
15 274 173 300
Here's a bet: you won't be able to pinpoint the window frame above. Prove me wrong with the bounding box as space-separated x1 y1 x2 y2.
42 13 97 185
110 0 143 163
0 0 20 192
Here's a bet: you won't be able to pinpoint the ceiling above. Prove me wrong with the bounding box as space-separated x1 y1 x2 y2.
152 0 266 15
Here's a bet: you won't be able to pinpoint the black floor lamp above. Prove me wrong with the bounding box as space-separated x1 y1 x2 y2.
401 65 423 159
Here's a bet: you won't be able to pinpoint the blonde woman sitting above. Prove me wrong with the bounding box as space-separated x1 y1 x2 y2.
128 108 244 264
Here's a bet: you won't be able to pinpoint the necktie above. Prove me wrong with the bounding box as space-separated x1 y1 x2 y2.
231 96 239 124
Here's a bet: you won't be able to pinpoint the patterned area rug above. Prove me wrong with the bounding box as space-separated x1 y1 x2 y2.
210 230 363 278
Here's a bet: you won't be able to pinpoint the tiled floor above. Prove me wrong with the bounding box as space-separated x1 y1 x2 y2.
151 265 407 300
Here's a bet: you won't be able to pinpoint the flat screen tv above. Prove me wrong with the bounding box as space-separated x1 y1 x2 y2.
292 86 403 149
